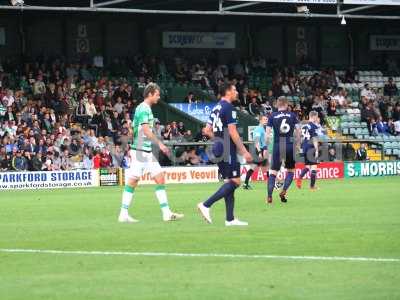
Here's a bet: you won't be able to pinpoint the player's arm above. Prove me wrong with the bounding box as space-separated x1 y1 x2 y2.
204 124 214 139
141 123 169 155
295 125 302 151
253 131 261 153
312 136 319 158
228 123 252 162
265 126 272 147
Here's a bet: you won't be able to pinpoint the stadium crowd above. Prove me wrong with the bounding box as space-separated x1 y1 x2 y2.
0 55 399 171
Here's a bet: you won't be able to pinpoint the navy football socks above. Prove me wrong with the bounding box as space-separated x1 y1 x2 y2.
244 169 254 185
310 170 317 187
283 172 294 191
299 167 309 179
267 174 276 197
224 192 235 222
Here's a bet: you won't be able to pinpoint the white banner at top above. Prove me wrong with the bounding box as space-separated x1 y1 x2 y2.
227 0 337 4
343 0 400 5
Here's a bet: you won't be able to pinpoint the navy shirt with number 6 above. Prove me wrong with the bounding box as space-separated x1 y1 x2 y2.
267 111 299 145
267 110 299 171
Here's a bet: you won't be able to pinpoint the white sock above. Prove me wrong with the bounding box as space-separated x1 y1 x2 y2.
120 186 134 216
155 185 172 217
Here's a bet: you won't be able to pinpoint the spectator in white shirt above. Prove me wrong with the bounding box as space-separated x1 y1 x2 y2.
2 89 15 107
332 89 347 107
113 97 125 115
85 98 97 117
360 84 376 101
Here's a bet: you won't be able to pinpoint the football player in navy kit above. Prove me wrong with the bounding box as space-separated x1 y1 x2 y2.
197 83 253 226
265 97 301 204
296 111 319 190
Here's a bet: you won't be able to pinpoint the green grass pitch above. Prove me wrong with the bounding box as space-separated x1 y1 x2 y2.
0 177 399 300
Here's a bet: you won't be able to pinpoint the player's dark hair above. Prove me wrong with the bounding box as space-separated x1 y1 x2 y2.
143 83 160 98
219 83 234 97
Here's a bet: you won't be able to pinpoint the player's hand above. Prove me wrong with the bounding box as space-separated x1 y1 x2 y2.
243 151 253 163
159 143 170 156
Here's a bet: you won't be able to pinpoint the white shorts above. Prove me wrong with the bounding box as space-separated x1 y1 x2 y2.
125 150 163 182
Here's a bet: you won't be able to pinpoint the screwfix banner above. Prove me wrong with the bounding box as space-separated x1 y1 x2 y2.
123 166 219 185
241 162 344 181
370 35 400 51
345 161 400 177
0 170 99 190
163 32 236 49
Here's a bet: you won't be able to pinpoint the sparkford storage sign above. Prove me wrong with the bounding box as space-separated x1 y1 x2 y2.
0 170 99 190
345 161 400 178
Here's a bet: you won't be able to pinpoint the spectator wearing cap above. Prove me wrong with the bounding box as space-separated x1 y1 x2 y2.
12 150 28 171
384 78 398 98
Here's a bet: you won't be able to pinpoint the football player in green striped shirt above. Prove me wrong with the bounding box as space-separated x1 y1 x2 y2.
118 83 184 223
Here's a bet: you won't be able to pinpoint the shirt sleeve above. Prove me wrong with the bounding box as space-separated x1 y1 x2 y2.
224 105 237 125
253 128 261 138
138 108 150 125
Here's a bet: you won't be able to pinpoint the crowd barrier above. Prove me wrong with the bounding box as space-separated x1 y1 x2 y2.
0 161 398 190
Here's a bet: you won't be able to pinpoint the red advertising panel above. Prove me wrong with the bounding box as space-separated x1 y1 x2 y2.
241 162 344 181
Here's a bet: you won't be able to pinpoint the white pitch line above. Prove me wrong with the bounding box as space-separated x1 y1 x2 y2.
0 248 399 263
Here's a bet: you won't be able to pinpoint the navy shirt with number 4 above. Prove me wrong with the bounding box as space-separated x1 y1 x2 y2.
267 111 299 145
207 99 238 157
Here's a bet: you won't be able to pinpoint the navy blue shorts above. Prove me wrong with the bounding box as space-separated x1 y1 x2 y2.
217 161 241 179
270 143 296 171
